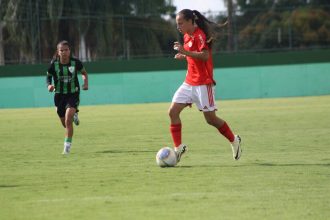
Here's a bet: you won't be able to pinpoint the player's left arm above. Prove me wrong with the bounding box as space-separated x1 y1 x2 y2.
81 68 88 90
46 62 55 92
173 42 209 61
77 60 88 90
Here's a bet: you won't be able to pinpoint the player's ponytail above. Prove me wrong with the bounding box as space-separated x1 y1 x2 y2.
52 50 59 61
192 10 212 44
178 9 227 48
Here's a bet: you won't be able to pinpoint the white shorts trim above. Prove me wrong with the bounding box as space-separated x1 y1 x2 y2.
172 83 217 112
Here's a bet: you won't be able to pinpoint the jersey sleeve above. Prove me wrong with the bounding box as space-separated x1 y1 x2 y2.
76 59 85 72
196 31 208 52
46 61 55 86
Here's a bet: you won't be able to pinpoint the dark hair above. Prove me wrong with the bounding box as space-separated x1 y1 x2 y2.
52 40 71 60
178 9 225 48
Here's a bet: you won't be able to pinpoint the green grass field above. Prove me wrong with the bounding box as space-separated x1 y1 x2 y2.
0 95 329 220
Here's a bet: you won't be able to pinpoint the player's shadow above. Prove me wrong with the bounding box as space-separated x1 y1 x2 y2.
96 150 156 154
0 184 20 188
177 165 242 168
175 162 330 168
255 162 330 167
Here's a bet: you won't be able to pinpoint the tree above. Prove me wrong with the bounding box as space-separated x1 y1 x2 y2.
235 0 330 50
0 0 7 65
1 0 177 64
2 0 33 63
226 0 235 51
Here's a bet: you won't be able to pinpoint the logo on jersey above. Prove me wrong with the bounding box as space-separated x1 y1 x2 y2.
199 34 205 46
68 66 75 73
60 76 72 83
188 41 193 47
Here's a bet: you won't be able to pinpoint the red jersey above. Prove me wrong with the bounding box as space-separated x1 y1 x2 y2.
183 27 215 86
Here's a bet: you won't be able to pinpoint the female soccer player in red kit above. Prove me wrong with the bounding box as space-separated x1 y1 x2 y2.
169 9 242 162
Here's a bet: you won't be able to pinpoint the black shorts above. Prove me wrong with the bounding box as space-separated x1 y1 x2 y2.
54 93 80 117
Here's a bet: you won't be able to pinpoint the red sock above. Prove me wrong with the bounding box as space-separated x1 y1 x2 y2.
170 123 182 147
218 122 235 142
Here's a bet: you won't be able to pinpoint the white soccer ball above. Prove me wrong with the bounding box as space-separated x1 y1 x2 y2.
156 147 177 167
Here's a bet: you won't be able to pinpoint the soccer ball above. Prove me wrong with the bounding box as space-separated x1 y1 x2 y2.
155 147 177 167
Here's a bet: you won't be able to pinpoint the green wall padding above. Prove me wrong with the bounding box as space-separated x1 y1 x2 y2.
1 49 330 77
0 63 329 108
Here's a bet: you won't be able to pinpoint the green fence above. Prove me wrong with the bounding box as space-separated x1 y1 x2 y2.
1 49 330 77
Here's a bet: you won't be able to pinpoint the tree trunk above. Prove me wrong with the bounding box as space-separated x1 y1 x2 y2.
227 0 234 51
0 22 5 65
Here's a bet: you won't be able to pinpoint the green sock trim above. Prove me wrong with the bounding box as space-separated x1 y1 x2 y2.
64 137 72 143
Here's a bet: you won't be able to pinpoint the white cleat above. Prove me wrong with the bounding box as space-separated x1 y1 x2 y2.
62 144 71 155
73 112 80 126
231 135 242 160
174 144 187 163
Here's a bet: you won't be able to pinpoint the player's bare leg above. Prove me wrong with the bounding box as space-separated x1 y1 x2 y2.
62 107 76 154
59 117 65 128
168 102 187 125
203 110 225 128
203 111 242 160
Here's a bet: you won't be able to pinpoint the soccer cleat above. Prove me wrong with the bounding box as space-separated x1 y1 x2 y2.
62 143 71 155
231 135 242 160
174 144 187 163
73 112 80 126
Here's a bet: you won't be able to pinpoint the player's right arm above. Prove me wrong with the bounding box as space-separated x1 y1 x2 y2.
174 41 209 61
47 77 54 92
46 61 55 92
174 53 186 60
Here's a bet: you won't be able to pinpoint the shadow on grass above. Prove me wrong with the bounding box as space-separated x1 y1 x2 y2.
0 185 20 188
174 164 243 168
174 163 330 168
255 162 330 167
96 150 156 154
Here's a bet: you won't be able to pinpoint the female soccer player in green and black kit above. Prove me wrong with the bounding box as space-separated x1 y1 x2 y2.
46 40 88 154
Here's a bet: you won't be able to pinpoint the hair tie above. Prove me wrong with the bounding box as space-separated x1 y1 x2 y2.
206 37 213 43
193 12 198 20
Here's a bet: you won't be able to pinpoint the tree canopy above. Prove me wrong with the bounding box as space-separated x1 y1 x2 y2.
235 0 330 50
1 0 329 64
0 0 177 64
